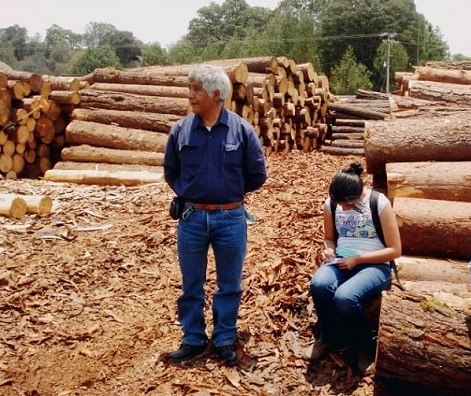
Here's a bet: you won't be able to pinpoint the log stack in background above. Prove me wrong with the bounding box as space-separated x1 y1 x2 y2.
43 56 332 183
0 70 88 180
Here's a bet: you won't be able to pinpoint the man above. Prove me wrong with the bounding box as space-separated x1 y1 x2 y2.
163 64 267 366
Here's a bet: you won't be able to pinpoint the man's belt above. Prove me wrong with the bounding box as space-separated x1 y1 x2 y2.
188 202 241 211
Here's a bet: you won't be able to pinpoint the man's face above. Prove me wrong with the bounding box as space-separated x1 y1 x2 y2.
188 80 218 116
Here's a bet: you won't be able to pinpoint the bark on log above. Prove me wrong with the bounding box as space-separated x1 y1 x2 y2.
89 67 190 87
327 102 387 120
386 161 471 202
90 82 189 98
61 145 164 166
65 120 168 152
364 111 471 175
375 285 471 396
319 146 364 156
393 197 471 259
406 80 471 105
43 169 163 186
71 108 179 134
41 75 81 91
78 89 190 116
395 256 469 284
53 161 163 174
414 66 471 85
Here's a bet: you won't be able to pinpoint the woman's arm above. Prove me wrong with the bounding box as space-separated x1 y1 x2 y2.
322 203 337 262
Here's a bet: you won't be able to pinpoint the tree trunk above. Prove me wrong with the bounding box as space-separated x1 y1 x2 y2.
61 144 164 166
393 197 471 259
43 168 163 186
78 89 190 116
0 193 53 216
65 120 168 153
71 108 179 134
88 67 189 87
386 161 471 202
375 285 471 396
364 111 471 175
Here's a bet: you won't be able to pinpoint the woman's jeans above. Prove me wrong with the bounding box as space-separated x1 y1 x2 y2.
177 205 247 348
310 263 391 345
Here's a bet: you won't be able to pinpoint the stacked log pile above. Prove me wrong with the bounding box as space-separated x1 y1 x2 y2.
0 70 88 180
394 61 471 106
363 75 471 392
41 57 332 185
320 92 393 156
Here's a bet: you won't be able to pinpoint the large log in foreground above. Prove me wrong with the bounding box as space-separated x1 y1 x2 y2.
375 284 471 396
364 111 471 175
396 256 469 284
386 161 471 202
393 197 471 259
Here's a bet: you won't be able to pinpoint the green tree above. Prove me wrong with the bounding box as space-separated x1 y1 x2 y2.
330 46 372 95
142 43 169 66
71 46 121 75
0 25 28 60
0 43 18 69
318 0 447 78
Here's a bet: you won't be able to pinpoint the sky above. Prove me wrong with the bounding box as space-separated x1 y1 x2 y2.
1 0 470 56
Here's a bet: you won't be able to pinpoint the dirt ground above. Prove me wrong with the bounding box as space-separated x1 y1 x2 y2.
0 151 397 396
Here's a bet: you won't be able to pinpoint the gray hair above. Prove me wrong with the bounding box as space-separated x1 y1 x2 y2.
188 64 231 103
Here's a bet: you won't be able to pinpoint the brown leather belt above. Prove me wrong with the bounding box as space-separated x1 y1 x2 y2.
190 202 241 211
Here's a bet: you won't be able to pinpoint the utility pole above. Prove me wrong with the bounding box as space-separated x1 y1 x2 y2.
380 32 397 93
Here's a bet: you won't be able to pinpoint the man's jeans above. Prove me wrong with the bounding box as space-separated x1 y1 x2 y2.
177 205 247 347
309 263 391 344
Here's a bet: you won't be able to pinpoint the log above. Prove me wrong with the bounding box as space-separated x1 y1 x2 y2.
414 66 471 85
41 75 81 91
53 161 163 174
65 120 168 153
78 89 190 116
327 102 387 120
0 194 27 219
386 161 471 202
71 108 179 134
1 70 43 92
89 67 189 86
61 145 164 166
375 284 471 396
331 139 364 149
90 82 188 98
407 80 471 105
0 193 52 216
43 169 163 186
319 146 364 156
364 111 471 175
393 197 471 259
395 256 469 284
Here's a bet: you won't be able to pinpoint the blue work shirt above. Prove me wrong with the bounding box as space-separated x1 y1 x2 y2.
164 108 267 203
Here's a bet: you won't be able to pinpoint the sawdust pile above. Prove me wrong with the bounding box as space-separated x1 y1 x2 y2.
0 151 388 396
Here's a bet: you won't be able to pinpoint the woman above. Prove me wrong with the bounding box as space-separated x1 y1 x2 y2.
303 162 401 361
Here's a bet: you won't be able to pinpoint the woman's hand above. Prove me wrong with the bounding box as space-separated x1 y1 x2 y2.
322 247 336 263
335 256 357 270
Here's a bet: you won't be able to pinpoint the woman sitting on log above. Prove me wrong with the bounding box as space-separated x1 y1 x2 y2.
303 162 401 362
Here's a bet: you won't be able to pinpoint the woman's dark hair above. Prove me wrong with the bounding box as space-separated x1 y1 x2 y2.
329 162 364 203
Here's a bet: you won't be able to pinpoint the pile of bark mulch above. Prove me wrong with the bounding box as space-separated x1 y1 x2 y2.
0 151 389 396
